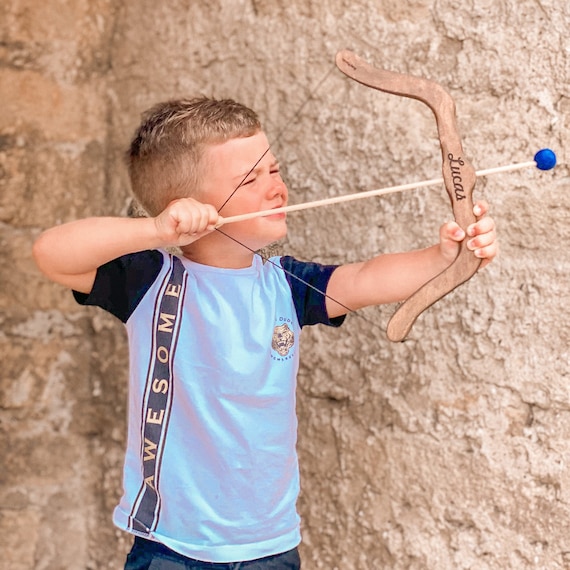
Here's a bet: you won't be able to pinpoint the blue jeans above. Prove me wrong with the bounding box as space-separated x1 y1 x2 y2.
124 537 301 570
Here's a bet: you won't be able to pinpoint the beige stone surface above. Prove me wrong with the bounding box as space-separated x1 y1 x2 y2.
2 0 569 568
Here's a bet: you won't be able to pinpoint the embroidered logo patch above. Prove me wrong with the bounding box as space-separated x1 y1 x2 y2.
272 323 295 356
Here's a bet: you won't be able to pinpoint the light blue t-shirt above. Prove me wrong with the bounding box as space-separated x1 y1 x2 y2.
75 250 343 562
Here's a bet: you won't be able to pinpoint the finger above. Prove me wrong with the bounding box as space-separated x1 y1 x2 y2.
468 229 496 251
171 206 196 235
473 242 499 264
190 205 219 234
204 204 221 230
467 215 495 237
191 207 211 235
177 203 217 235
473 200 489 218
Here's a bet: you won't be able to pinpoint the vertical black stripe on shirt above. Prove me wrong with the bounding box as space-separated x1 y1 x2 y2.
129 256 187 534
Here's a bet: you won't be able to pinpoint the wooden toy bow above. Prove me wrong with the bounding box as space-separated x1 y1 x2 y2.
335 49 482 342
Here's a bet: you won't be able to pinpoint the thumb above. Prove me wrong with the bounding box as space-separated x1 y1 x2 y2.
441 221 465 244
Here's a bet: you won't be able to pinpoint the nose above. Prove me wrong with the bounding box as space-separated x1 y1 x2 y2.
268 176 287 201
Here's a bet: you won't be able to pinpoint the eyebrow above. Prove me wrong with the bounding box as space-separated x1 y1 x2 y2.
233 158 280 182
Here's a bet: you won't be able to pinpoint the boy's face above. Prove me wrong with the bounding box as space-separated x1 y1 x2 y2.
198 131 288 249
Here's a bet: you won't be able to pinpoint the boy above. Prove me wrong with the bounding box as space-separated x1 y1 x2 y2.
32 97 497 569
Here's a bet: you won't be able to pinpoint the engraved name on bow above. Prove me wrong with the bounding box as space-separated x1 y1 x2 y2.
447 153 467 201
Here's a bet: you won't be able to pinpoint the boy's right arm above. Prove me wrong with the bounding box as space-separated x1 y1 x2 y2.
32 199 220 294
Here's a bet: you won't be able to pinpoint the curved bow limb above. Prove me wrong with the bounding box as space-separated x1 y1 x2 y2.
335 49 482 342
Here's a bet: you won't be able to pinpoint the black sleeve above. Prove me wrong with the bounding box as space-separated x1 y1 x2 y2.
73 250 164 323
280 256 346 328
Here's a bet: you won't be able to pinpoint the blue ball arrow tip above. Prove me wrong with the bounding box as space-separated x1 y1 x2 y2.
534 148 556 171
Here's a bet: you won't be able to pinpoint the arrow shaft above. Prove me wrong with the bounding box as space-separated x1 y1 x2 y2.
217 160 535 226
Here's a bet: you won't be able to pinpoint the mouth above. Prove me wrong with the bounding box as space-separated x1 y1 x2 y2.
266 204 287 220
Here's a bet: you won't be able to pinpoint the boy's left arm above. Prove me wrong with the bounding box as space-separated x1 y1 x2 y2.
325 201 497 318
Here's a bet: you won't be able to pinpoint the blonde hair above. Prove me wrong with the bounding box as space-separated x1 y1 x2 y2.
126 97 261 216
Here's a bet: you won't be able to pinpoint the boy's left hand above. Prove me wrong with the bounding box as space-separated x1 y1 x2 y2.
439 200 497 269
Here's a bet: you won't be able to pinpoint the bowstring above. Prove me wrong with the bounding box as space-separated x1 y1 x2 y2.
217 228 339 310
213 61 386 333
217 64 336 215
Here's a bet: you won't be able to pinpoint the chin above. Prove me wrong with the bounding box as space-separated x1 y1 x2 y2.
276 221 288 236
228 219 287 251
259 217 287 238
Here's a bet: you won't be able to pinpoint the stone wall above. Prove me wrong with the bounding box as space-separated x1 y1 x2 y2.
1 1 569 568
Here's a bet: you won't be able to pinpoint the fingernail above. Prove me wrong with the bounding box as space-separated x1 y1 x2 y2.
474 205 482 216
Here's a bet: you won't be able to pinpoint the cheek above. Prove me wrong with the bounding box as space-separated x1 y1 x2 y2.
206 184 253 215
196 172 238 212
222 193 256 218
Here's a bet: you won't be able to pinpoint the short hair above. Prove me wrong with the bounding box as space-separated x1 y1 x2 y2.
126 97 261 216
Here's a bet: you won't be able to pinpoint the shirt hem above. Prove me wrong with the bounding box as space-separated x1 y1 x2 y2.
114 510 301 563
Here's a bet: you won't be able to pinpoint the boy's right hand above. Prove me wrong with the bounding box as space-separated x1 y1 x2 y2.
33 199 220 294
154 198 220 247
